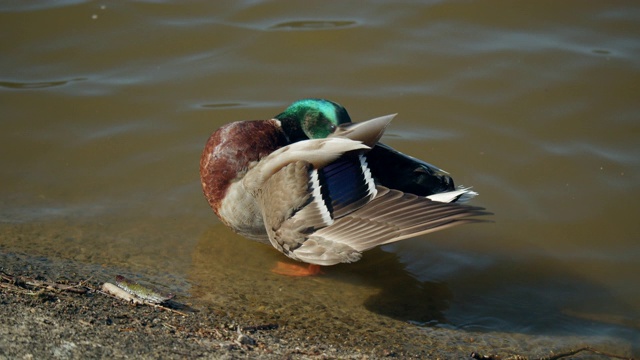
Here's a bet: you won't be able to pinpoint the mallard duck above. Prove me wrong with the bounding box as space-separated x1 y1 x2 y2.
200 99 487 275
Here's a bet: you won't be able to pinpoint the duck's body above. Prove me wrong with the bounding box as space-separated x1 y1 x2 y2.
200 99 486 266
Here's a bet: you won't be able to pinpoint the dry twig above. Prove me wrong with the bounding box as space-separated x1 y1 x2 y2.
470 346 635 360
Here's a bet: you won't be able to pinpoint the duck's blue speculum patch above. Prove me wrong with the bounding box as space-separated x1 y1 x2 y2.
317 155 375 219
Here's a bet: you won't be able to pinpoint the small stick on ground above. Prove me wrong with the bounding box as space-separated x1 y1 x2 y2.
1 271 90 295
471 346 635 360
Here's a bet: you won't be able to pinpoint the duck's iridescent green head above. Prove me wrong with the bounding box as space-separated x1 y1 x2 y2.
275 99 352 142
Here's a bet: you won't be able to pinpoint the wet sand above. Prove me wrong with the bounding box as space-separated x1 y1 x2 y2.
1 251 634 359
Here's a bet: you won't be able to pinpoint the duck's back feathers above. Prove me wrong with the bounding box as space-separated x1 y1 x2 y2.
330 115 465 200
366 142 457 197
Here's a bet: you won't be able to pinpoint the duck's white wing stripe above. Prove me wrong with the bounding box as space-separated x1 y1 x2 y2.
426 187 478 203
305 169 334 226
358 154 377 198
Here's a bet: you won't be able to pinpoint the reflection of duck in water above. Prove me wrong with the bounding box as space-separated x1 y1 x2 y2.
192 224 453 325
200 99 488 275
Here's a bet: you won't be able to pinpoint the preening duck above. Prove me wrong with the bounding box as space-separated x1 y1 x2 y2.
200 99 487 275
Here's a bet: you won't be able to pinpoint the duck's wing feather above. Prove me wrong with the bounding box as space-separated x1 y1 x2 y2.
330 114 395 147
255 152 488 266
256 160 318 256
241 137 374 256
256 154 379 263
242 137 369 192
288 185 487 265
310 186 487 253
247 114 488 266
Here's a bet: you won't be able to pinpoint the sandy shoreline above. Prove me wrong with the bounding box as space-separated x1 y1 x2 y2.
1 250 635 359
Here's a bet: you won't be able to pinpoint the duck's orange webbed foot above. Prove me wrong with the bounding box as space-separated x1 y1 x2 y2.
272 262 323 277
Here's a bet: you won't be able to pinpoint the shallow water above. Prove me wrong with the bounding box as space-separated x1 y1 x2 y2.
1 0 639 353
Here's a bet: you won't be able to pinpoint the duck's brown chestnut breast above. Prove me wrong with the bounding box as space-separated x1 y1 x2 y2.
200 119 288 216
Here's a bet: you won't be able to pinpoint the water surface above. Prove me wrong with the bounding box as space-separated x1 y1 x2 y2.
1 0 639 354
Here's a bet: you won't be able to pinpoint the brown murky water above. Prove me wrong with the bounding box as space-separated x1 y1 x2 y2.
1 0 639 353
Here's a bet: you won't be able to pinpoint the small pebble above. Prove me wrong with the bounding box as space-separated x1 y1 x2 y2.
237 334 256 346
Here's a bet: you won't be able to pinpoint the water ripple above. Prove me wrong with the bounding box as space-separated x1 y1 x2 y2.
538 140 639 166
269 20 358 30
0 78 86 90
